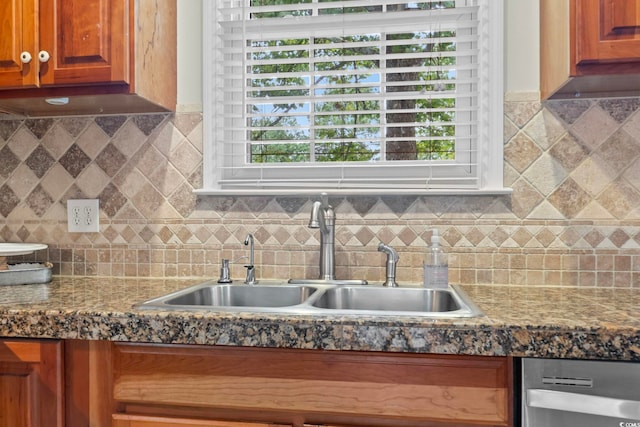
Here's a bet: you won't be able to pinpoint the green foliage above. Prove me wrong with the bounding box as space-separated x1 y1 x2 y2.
247 1 459 164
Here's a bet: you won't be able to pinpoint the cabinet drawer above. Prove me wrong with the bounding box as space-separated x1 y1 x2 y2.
113 413 288 427
113 344 512 426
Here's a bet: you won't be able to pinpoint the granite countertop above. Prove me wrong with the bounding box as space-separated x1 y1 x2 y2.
0 276 639 361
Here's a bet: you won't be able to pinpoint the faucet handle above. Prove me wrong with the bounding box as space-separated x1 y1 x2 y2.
309 201 321 228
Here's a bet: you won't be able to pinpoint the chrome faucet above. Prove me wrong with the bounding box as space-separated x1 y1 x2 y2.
289 193 367 286
243 233 257 285
309 193 336 281
378 242 399 287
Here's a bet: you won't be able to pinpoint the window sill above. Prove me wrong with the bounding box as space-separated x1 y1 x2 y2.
194 187 513 197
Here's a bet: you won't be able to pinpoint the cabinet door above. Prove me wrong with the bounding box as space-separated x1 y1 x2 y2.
0 0 38 88
113 414 288 427
575 0 640 64
38 0 129 86
0 339 63 427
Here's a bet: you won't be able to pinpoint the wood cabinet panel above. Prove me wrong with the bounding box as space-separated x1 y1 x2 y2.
65 340 114 427
602 0 640 33
0 0 175 115
0 0 128 88
0 367 31 427
113 414 288 427
113 344 512 427
575 0 640 65
38 0 129 86
0 339 64 427
541 0 640 98
0 0 38 88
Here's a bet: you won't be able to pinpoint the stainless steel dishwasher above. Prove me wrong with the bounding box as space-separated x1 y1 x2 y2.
522 358 640 427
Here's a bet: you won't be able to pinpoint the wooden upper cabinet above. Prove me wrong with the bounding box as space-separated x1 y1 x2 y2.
0 0 176 116
0 0 38 88
38 0 129 86
541 0 640 99
574 0 640 66
0 0 127 89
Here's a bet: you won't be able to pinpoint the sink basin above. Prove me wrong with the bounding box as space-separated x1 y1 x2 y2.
136 283 318 310
135 281 482 318
312 286 461 313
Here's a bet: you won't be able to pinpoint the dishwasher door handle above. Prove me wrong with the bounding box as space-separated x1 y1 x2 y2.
527 389 640 419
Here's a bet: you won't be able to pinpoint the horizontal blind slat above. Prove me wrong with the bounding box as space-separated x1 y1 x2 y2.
211 0 485 191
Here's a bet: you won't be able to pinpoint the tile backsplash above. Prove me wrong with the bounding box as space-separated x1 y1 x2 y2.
2 97 640 287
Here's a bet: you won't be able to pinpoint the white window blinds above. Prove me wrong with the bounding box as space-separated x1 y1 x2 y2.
201 0 505 194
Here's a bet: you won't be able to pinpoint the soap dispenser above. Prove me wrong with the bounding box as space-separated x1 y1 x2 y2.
217 259 232 283
423 229 448 288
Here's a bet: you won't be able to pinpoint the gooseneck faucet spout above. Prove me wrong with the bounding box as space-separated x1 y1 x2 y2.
243 233 257 285
309 193 335 281
378 242 399 287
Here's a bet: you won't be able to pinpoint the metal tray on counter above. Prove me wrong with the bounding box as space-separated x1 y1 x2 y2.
0 262 53 285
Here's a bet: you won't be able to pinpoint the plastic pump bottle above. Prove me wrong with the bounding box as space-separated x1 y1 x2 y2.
423 229 448 288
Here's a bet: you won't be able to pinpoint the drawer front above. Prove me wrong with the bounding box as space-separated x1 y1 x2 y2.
113 344 512 426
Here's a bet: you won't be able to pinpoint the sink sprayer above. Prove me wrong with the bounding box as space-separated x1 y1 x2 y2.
377 242 399 287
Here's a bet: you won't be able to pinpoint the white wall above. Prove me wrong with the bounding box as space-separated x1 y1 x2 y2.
504 0 540 98
176 0 203 111
175 0 541 110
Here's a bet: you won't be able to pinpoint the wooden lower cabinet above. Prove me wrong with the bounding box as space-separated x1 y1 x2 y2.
106 343 514 427
0 340 513 427
0 339 63 427
63 340 514 427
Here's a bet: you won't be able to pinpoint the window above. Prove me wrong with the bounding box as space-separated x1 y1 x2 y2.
200 0 505 195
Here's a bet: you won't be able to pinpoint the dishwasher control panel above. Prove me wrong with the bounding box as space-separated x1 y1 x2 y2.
522 358 640 427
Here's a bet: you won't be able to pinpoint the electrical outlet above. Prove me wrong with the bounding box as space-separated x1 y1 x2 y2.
67 199 100 233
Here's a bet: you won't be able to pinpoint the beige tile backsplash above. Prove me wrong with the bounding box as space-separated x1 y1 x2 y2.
2 97 640 287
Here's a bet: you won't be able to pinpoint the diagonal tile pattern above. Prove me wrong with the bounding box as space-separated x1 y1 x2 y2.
549 133 589 172
0 146 20 178
95 144 128 177
0 120 21 141
24 118 55 139
59 144 92 178
0 185 19 218
25 146 56 178
1 100 640 286
504 133 542 173
95 116 127 137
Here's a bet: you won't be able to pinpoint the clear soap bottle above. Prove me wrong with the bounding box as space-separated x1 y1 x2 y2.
423 229 448 288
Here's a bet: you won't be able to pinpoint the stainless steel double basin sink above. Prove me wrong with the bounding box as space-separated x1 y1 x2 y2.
135 281 483 318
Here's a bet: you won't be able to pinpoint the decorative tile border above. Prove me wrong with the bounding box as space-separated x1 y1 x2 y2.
2 98 640 286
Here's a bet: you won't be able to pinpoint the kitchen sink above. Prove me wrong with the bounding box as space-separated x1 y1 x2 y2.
136 283 318 309
312 286 462 313
135 281 482 318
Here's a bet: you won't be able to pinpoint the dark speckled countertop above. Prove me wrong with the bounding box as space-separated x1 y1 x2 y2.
0 276 639 361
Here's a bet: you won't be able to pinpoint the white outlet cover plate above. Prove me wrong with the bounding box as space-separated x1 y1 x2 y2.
67 199 100 233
